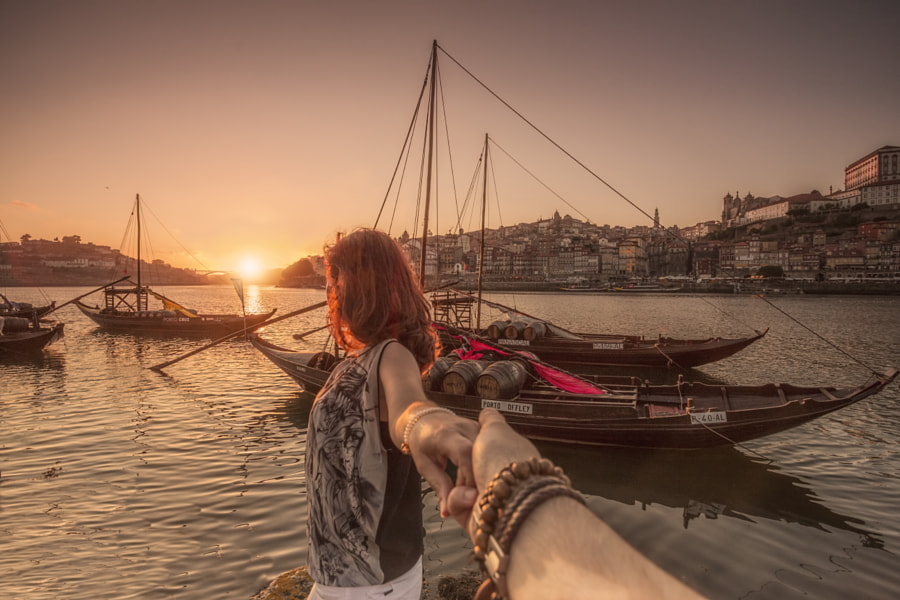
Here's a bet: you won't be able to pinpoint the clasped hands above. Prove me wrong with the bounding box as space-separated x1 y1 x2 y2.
409 407 540 532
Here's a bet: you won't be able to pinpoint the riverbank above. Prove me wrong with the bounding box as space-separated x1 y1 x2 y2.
451 279 900 295
5 275 899 295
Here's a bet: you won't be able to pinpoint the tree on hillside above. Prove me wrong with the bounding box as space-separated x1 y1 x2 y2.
282 258 315 279
279 257 325 288
757 265 784 278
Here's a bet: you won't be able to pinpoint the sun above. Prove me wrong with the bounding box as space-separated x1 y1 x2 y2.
237 256 263 281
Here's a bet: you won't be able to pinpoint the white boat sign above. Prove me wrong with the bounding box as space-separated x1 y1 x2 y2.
482 399 534 415
690 411 727 424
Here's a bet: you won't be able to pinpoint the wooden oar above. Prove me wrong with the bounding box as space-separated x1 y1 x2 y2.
149 300 327 373
292 323 330 340
43 276 131 317
150 278 454 373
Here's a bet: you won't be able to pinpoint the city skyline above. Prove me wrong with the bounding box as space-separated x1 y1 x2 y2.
2 0 898 272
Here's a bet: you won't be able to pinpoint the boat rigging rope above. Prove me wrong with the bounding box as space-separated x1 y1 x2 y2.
755 294 880 376
490 138 595 225
374 57 429 231
652 344 685 370
140 200 212 273
696 295 763 336
693 420 773 463
437 44 658 231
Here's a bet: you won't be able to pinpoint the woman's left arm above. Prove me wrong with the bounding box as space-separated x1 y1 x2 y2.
379 342 478 517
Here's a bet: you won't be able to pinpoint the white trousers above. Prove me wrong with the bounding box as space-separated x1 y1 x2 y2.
307 557 423 600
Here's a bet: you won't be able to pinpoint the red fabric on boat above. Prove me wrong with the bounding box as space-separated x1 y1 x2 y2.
443 329 606 395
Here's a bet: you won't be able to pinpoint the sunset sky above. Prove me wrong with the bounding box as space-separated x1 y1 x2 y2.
2 0 898 272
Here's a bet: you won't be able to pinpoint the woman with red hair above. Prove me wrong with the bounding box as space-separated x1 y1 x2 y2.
305 228 478 600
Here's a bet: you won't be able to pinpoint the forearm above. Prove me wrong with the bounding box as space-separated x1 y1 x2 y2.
506 497 704 600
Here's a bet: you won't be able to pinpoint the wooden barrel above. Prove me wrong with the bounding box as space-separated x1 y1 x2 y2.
426 355 459 391
523 320 547 341
0 316 31 332
486 320 508 339
476 360 528 399
442 360 487 395
502 320 529 340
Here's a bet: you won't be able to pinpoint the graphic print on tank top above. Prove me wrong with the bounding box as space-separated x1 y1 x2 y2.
306 346 389 586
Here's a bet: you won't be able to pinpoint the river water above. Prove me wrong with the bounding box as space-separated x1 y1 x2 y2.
2 286 899 599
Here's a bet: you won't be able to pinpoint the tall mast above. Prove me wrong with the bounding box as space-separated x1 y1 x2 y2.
476 134 488 330
419 40 438 286
136 193 142 310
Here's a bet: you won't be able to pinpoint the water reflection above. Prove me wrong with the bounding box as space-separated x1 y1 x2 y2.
537 441 883 547
1 350 68 401
279 393 315 431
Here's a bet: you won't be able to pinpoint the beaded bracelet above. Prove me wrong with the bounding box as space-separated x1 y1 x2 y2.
400 406 454 455
471 458 583 600
483 484 585 600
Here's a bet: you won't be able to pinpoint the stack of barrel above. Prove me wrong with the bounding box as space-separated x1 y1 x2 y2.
486 319 548 341
427 354 530 400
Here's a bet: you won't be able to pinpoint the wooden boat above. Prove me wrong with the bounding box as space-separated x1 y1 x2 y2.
432 291 767 369
75 194 275 336
0 294 56 319
76 292 274 335
613 283 683 293
558 283 610 293
248 330 897 450
0 316 65 355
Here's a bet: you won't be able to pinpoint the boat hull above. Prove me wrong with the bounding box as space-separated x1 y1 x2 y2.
0 323 65 355
76 301 275 336
426 383 887 449
249 333 897 450
478 331 767 369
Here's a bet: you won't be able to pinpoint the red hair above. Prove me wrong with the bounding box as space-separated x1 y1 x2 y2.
325 229 438 372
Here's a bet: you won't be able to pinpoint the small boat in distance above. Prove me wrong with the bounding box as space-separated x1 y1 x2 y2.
0 294 56 319
75 194 275 336
613 282 683 293
0 316 65 356
76 284 275 335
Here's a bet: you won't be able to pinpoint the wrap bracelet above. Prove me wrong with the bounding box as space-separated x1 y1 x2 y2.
472 458 584 600
400 406 454 455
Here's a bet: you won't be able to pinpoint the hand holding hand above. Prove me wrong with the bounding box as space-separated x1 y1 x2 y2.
446 408 539 529
408 410 479 519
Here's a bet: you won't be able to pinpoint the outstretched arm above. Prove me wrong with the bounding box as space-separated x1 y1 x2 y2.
378 342 478 516
450 409 706 600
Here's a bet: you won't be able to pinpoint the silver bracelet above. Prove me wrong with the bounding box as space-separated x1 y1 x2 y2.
400 406 454 454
